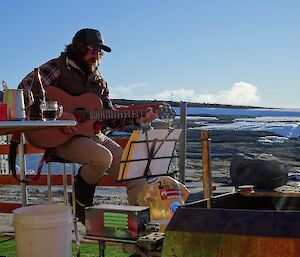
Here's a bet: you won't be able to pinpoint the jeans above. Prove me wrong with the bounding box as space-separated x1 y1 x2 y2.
51 132 145 205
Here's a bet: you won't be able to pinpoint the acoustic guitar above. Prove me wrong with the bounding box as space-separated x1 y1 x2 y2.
25 86 176 149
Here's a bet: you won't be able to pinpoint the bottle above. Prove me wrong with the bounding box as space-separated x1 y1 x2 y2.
137 176 190 232
29 68 46 120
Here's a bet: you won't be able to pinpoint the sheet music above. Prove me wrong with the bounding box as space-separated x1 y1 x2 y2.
118 129 181 180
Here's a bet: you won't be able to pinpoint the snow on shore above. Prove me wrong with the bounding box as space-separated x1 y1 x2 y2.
179 107 300 139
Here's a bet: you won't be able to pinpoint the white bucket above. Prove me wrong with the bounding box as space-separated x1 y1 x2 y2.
13 204 73 257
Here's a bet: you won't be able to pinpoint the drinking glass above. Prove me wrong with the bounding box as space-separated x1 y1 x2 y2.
40 100 61 121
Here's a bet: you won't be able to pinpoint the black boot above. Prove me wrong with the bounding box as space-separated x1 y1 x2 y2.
74 173 97 225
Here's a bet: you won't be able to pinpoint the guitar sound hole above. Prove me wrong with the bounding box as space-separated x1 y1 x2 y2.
74 108 88 123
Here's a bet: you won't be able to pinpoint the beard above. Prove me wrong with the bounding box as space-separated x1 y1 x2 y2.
79 58 100 74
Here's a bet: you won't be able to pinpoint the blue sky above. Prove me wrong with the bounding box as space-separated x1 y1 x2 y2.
1 0 300 108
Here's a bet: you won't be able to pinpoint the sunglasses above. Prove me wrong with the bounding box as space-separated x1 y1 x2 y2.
86 46 104 57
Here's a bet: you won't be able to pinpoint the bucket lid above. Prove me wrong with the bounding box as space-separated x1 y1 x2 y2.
13 204 72 228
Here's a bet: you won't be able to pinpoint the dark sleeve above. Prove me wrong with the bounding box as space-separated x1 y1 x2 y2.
101 80 114 109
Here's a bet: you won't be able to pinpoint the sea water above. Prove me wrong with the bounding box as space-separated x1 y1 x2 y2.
21 106 300 174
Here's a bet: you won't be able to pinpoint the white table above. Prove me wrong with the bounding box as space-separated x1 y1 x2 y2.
0 119 76 206
0 120 76 135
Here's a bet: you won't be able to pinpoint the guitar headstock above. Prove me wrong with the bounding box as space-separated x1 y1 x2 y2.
156 103 177 122
114 102 176 123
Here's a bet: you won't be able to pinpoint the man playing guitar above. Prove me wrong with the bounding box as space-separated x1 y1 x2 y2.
18 28 156 224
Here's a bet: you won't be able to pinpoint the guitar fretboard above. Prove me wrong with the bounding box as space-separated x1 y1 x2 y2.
90 109 146 120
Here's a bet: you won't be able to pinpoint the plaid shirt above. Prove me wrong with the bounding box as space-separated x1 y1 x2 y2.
18 57 113 109
18 56 139 130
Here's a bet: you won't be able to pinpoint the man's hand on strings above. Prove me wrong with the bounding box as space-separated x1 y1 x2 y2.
136 107 157 123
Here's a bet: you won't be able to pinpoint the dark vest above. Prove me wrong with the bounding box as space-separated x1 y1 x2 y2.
50 54 108 98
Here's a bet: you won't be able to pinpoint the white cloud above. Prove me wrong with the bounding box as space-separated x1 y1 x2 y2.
110 81 261 106
110 82 147 99
214 81 260 105
155 81 260 105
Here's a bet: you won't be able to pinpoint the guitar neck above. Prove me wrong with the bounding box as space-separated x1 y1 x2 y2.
90 109 146 120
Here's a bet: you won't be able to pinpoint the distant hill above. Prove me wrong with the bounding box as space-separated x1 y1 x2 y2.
112 99 268 109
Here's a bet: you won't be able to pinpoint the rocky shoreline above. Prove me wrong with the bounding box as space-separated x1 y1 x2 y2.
1 115 300 205
185 127 300 182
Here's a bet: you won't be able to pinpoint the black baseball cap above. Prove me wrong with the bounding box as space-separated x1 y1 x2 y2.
72 28 111 52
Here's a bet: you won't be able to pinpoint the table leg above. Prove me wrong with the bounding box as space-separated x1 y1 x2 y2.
99 241 105 257
19 134 27 206
71 164 80 257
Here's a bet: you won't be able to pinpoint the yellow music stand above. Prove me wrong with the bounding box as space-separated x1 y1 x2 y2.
117 128 182 181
